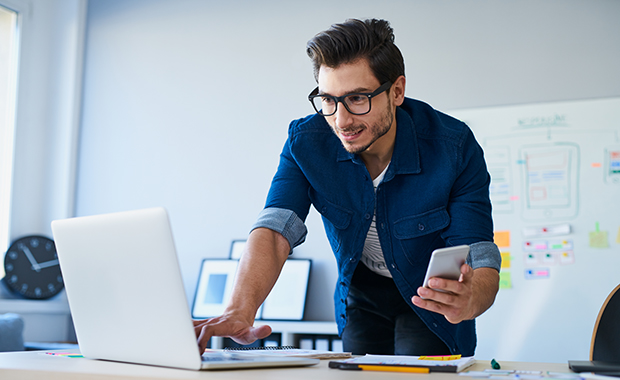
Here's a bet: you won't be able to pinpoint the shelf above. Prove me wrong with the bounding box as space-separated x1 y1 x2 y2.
210 320 338 349
0 299 70 314
255 320 337 335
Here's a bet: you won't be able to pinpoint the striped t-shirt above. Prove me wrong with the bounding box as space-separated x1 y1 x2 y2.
360 164 392 277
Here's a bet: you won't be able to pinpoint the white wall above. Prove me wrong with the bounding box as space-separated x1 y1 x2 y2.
75 0 620 360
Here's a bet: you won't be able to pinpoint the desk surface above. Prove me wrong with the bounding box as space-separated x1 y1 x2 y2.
0 350 571 380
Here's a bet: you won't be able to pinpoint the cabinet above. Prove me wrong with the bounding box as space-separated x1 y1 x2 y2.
0 298 74 343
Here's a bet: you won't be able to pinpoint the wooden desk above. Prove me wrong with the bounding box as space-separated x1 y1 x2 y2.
0 350 571 380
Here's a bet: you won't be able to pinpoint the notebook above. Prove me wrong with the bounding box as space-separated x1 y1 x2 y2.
51 207 319 371
329 354 475 372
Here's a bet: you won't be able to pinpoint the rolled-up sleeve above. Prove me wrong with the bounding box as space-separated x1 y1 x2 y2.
466 241 501 271
251 207 308 253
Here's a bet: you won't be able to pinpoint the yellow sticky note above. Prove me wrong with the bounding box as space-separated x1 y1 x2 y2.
499 271 512 289
616 227 620 244
494 230 511 248
500 252 511 269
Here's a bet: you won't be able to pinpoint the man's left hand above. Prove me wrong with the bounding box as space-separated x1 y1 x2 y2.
411 264 498 324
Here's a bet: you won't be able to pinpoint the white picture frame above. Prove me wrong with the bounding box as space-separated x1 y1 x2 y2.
229 239 246 259
260 259 311 321
191 259 239 319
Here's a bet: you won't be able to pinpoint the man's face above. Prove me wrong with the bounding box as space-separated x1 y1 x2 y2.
317 60 395 155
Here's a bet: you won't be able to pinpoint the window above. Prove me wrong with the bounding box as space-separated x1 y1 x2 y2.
0 4 18 256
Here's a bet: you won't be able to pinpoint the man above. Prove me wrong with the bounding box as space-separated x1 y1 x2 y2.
194 18 501 356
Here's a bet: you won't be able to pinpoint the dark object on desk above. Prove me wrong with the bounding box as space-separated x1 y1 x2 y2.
594 373 620 378
568 283 620 373
491 358 501 369
569 361 620 373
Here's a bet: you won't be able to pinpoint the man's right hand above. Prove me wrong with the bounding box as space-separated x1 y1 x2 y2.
193 313 273 353
193 227 290 354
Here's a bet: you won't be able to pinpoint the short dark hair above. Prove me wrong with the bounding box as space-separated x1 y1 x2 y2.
306 18 405 85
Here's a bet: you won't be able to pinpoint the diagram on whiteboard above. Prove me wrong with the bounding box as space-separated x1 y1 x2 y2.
448 97 620 364
520 143 579 220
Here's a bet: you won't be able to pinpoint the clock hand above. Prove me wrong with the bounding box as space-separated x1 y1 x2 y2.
19 244 42 272
37 259 59 269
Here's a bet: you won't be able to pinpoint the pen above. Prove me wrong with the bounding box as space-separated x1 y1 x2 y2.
491 358 501 369
358 365 430 374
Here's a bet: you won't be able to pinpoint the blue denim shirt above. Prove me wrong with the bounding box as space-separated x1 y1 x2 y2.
252 97 501 356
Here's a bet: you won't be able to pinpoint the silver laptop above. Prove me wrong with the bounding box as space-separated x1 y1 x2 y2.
51 207 319 370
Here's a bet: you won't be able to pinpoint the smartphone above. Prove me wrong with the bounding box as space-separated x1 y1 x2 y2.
422 245 470 288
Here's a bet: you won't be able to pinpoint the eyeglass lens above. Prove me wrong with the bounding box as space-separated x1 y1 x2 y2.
311 94 370 116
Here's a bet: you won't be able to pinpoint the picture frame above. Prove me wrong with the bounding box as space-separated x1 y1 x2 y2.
229 239 246 259
260 259 311 321
191 259 239 319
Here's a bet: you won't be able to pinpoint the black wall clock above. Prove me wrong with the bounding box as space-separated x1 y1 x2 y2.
3 235 64 299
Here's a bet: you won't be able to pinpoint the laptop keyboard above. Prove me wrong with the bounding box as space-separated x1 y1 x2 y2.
201 353 253 362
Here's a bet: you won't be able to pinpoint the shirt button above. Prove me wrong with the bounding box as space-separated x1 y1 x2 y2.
391 263 396 269
349 257 356 262
418 224 425 231
365 213 371 220
380 223 385 229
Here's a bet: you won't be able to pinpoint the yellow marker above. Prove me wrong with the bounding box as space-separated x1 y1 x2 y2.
358 365 430 373
419 354 461 361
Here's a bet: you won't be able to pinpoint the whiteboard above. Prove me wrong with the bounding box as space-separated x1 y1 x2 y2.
448 97 620 363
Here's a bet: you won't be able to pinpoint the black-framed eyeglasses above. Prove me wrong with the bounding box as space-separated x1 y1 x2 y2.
308 81 392 116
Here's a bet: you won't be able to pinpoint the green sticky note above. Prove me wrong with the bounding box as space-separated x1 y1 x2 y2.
589 230 609 248
499 271 512 289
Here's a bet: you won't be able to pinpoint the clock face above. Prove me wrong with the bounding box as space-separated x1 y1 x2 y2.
3 235 64 299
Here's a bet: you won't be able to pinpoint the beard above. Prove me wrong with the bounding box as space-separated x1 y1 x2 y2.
335 102 395 155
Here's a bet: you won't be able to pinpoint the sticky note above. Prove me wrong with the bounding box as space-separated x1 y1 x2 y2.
616 227 620 244
524 268 550 280
500 252 511 269
525 253 539 265
542 253 556 265
494 231 510 248
499 271 512 289
559 251 575 265
589 231 609 248
45 352 83 358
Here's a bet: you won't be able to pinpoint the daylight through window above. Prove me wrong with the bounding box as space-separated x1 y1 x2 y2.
0 4 18 257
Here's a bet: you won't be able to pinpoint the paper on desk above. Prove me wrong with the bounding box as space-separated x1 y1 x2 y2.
460 370 580 380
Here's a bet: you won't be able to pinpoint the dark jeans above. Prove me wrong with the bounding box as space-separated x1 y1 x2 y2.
342 263 451 356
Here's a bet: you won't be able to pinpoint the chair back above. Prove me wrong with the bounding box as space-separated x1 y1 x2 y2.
591 283 620 362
